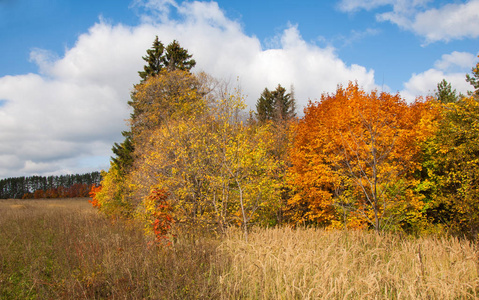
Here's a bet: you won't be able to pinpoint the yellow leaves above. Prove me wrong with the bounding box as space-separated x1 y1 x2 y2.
127 81 284 232
130 69 206 137
423 95 479 238
93 163 132 218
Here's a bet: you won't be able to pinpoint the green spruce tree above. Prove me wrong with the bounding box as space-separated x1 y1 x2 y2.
163 40 196 72
111 131 135 175
255 84 296 123
138 36 165 82
436 79 458 104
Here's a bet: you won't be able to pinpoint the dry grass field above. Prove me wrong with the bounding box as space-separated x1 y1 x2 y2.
221 228 479 299
0 198 225 299
1 198 479 299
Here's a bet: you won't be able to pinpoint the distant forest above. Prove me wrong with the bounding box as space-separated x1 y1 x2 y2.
0 172 101 199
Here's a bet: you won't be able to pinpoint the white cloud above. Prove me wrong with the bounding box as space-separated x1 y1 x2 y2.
338 0 479 43
130 0 178 23
411 1 479 43
400 51 476 101
0 0 377 178
434 51 477 71
338 0 395 12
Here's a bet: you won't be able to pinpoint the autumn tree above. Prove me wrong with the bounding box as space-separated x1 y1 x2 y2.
130 38 198 136
91 166 132 217
254 84 297 224
128 82 281 239
288 83 434 232
112 37 196 176
421 96 479 239
106 37 166 207
129 69 205 138
96 38 199 220
436 79 458 104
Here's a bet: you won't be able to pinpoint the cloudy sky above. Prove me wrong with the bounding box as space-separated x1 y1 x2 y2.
0 0 478 179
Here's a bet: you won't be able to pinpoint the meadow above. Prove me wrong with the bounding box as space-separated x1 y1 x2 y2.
1 198 478 299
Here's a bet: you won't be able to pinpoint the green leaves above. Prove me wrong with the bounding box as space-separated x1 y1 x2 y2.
436 79 458 104
255 84 296 123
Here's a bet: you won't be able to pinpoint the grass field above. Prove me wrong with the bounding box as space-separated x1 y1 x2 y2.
1 198 478 299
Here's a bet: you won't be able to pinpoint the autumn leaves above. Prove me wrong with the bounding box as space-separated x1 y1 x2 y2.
91 39 479 241
289 66 479 237
289 84 434 232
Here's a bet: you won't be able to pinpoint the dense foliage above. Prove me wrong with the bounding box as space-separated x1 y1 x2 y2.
0 172 101 199
91 40 479 241
287 84 436 232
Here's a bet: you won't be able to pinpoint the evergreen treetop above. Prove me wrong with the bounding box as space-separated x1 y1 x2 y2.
138 37 196 82
138 36 165 82
255 84 296 123
164 40 196 72
436 79 458 104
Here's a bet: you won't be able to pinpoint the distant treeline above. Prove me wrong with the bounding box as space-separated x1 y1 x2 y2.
0 172 102 199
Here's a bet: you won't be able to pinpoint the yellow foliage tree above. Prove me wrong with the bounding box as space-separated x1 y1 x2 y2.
423 96 479 239
92 165 132 218
129 69 206 139
129 81 282 238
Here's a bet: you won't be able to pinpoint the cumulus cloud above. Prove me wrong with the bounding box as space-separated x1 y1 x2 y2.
401 51 476 101
0 0 377 178
434 51 477 72
412 1 479 43
338 0 479 43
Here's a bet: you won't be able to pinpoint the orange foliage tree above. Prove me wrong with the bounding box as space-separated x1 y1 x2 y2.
288 83 436 232
145 187 174 243
89 184 102 208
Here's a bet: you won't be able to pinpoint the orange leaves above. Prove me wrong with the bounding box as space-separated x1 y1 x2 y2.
147 188 174 243
288 82 435 231
89 185 102 208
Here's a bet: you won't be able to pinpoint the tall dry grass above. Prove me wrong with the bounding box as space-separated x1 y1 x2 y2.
220 227 479 299
2 199 479 299
0 198 226 299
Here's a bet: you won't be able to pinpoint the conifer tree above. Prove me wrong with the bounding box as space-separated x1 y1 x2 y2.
111 131 135 175
255 84 296 123
256 88 275 123
138 37 196 81
114 37 197 176
436 79 458 104
163 40 196 72
138 36 165 82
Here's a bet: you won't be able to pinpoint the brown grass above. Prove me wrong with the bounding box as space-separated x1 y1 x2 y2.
0 198 226 299
1 199 478 299
220 227 479 299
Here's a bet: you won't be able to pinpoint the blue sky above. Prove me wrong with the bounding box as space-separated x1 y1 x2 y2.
0 0 478 178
